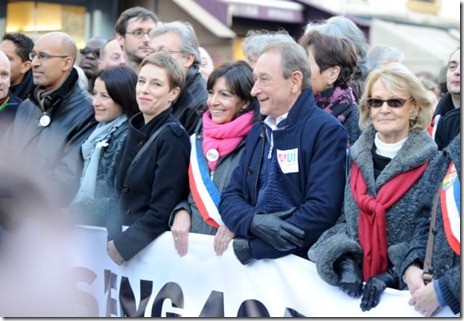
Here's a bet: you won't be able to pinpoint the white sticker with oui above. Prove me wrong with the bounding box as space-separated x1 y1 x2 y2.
276 148 299 174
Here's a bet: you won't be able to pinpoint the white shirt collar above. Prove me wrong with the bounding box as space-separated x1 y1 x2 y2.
264 113 289 131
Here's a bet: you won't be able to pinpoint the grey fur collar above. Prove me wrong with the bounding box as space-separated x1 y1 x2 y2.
350 125 438 191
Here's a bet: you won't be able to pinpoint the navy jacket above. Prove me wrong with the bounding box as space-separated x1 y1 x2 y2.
219 87 347 260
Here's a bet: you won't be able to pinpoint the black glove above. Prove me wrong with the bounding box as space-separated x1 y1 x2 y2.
233 238 254 265
360 268 399 311
249 207 305 251
335 255 363 297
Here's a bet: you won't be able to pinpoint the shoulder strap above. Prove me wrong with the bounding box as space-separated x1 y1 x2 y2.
132 121 176 165
422 188 440 284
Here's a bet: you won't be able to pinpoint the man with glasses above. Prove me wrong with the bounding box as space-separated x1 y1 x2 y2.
0 31 97 216
115 6 159 73
149 21 208 135
78 36 107 92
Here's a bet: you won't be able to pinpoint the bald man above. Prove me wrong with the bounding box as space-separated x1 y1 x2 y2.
0 50 22 135
97 39 125 70
0 32 97 212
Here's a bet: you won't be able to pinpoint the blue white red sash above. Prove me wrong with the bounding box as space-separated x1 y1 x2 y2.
440 161 460 255
188 134 224 229
428 114 441 139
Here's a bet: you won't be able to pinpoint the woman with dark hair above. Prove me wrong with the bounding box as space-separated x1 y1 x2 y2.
170 60 259 257
299 30 361 146
69 65 138 227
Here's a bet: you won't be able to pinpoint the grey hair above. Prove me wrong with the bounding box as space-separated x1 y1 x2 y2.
150 21 201 68
261 41 311 90
367 45 405 71
242 29 295 60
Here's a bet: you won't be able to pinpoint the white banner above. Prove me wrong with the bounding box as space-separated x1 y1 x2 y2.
70 226 456 318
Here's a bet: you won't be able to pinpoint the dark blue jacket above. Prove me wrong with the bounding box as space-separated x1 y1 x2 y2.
219 87 347 260
0 92 22 135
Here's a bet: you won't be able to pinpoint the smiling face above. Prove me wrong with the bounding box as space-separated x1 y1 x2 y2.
136 63 180 124
250 50 296 119
369 79 418 143
92 77 123 123
207 76 247 124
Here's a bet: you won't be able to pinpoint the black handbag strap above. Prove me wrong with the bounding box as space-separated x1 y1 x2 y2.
422 188 440 284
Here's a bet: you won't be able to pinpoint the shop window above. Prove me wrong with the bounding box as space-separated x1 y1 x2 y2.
6 1 86 47
406 0 441 14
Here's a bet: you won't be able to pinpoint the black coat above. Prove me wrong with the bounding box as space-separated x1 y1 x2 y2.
0 72 97 207
171 67 208 136
111 109 190 261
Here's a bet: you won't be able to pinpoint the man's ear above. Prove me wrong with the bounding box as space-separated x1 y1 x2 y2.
291 70 303 94
20 60 32 75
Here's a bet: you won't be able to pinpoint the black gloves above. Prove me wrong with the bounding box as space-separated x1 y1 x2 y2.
233 238 254 265
335 255 363 297
360 268 399 311
249 207 305 251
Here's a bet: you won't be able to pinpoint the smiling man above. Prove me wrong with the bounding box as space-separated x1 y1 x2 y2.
219 41 348 265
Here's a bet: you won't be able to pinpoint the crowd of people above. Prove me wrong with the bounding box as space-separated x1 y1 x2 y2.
0 6 460 317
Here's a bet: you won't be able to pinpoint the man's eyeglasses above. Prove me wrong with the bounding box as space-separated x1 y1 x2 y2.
29 52 68 61
366 97 413 108
126 29 151 39
80 47 100 58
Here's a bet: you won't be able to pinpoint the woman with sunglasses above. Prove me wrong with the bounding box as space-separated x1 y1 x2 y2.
308 63 438 312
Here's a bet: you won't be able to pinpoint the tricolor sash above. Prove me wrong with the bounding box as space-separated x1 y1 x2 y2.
441 161 460 255
188 134 224 229
428 114 441 139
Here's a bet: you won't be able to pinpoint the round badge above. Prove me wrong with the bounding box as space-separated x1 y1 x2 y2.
206 149 219 162
39 114 51 127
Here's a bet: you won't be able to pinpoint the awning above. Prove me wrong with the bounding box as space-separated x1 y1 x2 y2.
370 19 459 74
171 0 236 39
196 0 305 24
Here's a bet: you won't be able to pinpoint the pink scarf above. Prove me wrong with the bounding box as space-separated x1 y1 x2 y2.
202 110 254 171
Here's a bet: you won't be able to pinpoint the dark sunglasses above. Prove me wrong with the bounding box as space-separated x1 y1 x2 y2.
366 97 413 108
80 47 100 57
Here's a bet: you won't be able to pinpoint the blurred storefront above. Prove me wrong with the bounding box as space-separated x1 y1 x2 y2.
0 0 459 71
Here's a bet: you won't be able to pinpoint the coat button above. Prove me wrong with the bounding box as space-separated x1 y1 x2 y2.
138 140 144 146
126 209 131 215
122 185 129 192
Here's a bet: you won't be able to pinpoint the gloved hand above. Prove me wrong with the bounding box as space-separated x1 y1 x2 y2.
360 268 399 311
249 207 305 251
233 238 254 265
335 255 363 297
